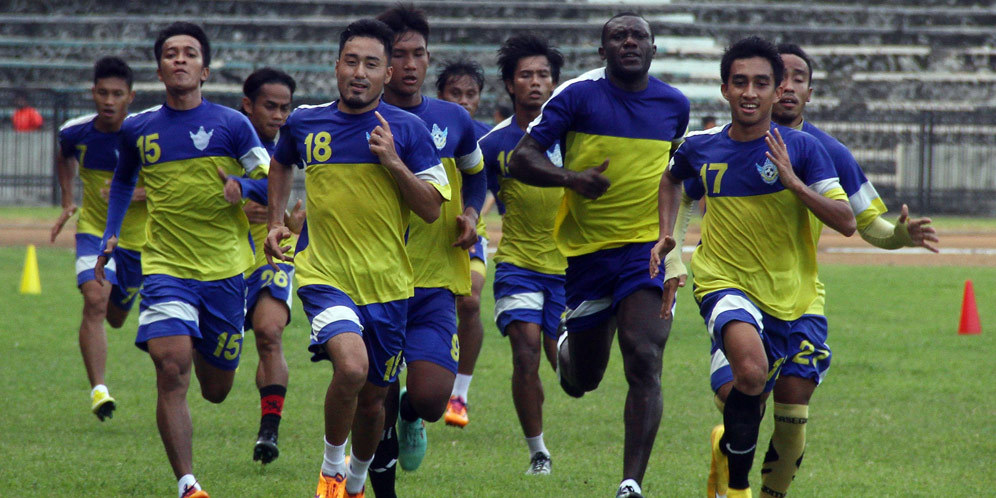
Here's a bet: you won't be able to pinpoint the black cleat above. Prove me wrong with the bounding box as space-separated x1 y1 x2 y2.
253 430 279 464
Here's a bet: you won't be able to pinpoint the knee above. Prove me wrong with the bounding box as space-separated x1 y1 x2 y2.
407 388 448 422
153 356 190 393
81 290 109 319
510 343 541 375
622 344 663 387
105 308 126 329
733 359 769 395
201 383 231 404
254 324 284 355
456 294 481 317
333 357 369 395
574 368 604 392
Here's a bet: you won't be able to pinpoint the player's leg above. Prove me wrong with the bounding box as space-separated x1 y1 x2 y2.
559 249 619 396
146 334 196 479
369 380 400 498
447 255 486 427
75 233 117 419
507 320 553 474
105 247 142 329
249 269 293 463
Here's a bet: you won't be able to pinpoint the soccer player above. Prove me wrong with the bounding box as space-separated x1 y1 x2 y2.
263 18 447 498
370 4 486 488
436 58 491 427
94 22 270 498
479 33 565 475
51 56 141 421
696 43 939 498
508 13 690 498
653 36 857 498
234 67 299 464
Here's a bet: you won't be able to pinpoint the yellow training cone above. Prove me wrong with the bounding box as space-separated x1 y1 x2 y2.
19 244 41 295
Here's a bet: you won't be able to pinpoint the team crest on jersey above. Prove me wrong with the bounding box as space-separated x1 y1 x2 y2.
190 126 214 151
756 157 778 185
430 123 448 150
547 143 563 168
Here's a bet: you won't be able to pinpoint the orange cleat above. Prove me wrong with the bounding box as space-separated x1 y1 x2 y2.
443 395 469 428
315 472 346 498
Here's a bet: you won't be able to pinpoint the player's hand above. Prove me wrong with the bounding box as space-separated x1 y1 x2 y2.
285 199 307 235
899 203 939 253
50 204 77 242
131 186 147 202
567 159 610 199
649 236 676 278
661 274 686 320
765 128 802 191
101 179 111 201
453 210 478 249
94 235 117 285
243 200 268 225
369 111 403 170
217 167 243 204
264 225 294 269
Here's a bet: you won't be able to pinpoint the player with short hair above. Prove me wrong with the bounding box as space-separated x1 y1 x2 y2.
95 22 270 498
369 5 487 492
654 36 856 498
435 57 492 428
264 18 448 498
693 42 938 498
508 12 690 498
479 33 565 475
52 55 141 421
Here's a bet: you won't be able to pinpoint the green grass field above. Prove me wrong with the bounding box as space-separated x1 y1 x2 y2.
1 244 994 497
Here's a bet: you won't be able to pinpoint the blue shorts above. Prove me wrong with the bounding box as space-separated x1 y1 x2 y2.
469 235 488 264
405 287 458 373
76 233 117 287
699 288 832 394
244 263 295 331
136 274 247 371
493 262 566 340
564 241 666 332
109 247 143 311
299 284 407 387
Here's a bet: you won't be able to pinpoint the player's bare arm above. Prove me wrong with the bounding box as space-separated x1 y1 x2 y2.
264 156 294 268
93 234 117 285
51 154 78 242
508 133 610 199
650 169 683 318
765 128 856 236
369 110 444 223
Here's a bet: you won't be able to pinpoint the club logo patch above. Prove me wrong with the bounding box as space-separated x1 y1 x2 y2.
547 143 563 168
756 157 778 185
190 126 214 151
431 123 448 150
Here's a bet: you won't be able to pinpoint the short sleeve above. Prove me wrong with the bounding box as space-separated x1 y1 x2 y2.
402 119 448 200
526 83 577 150
274 115 301 169
229 112 268 176
667 140 697 181
58 125 78 159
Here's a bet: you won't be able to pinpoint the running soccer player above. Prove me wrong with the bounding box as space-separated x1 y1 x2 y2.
653 36 857 498
370 5 486 488
694 43 939 498
435 58 491 427
264 18 447 498
508 13 690 498
479 33 565 475
94 22 270 498
51 56 141 421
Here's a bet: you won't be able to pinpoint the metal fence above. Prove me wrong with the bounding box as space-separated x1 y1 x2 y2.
3 88 996 216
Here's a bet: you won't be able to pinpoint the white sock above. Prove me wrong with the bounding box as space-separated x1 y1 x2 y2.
177 474 198 498
525 433 549 458
91 384 108 397
619 478 642 495
452 374 472 401
345 448 373 494
321 437 347 477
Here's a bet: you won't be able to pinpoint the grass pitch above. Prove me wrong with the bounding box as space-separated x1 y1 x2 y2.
1 245 993 497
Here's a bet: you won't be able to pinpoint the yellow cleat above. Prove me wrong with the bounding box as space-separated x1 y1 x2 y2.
727 488 751 498
315 473 346 498
707 424 729 498
443 396 469 428
91 389 116 422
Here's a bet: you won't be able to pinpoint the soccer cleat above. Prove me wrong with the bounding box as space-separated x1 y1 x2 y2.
707 424 729 498
726 488 751 498
525 452 552 475
315 472 346 498
345 488 365 498
397 389 427 472
556 331 584 398
180 485 209 498
91 389 116 421
253 429 279 464
616 483 643 498
443 395 469 427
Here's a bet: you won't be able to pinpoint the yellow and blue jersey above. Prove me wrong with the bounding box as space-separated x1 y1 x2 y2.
102 99 269 281
59 114 148 251
526 67 690 257
399 97 485 295
669 123 847 321
273 101 449 306
481 116 566 275
237 137 298 276
472 118 493 239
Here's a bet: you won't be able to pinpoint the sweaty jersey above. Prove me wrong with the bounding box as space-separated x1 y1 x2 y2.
527 67 690 257
103 99 269 280
274 100 449 305
669 123 847 320
481 115 566 275
399 96 484 295
59 114 147 251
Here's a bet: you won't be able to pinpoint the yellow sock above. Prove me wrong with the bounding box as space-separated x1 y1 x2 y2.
714 394 725 413
760 403 808 498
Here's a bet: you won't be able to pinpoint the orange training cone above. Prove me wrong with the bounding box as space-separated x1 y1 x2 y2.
958 280 981 335
19 244 41 295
